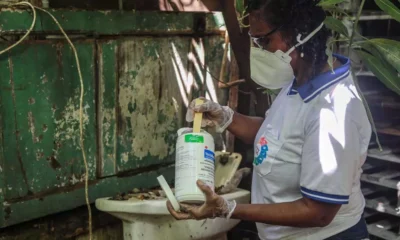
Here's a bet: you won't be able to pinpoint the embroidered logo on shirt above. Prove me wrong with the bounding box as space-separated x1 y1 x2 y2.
254 136 269 166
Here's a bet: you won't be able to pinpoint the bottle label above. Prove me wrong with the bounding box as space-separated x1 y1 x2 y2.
204 149 215 161
184 134 204 143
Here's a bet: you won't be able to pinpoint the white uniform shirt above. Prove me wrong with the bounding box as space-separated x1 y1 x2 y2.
252 55 372 240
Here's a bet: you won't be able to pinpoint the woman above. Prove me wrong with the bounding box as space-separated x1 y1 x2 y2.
167 0 372 239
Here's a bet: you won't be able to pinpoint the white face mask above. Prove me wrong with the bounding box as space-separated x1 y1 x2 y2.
250 23 325 90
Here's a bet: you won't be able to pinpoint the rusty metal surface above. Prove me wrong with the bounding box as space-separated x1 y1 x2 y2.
108 35 227 172
0 8 231 228
97 40 118 177
49 0 222 11
1 165 175 227
0 37 212 225
115 37 187 172
139 0 222 11
0 9 225 35
0 41 97 200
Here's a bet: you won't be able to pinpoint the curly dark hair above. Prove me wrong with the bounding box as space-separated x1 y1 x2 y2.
248 0 331 78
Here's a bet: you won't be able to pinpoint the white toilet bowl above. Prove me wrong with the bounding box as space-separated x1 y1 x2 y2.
95 188 250 240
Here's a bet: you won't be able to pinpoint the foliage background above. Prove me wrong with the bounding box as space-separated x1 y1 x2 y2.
235 0 400 148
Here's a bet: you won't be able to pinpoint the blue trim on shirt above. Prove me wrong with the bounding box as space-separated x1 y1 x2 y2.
287 85 298 95
301 187 349 205
287 54 351 102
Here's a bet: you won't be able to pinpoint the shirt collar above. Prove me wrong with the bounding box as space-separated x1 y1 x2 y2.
287 54 351 103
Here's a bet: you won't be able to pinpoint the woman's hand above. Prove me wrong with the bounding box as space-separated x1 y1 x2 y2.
167 181 341 228
186 98 234 133
187 97 265 144
166 180 237 220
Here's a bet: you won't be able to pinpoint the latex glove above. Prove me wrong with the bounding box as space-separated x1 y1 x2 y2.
218 168 251 195
186 97 234 133
167 180 237 220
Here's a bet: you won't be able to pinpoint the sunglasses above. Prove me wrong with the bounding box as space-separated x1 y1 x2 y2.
248 25 283 50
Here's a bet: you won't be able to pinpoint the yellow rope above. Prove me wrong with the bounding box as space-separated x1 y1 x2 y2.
0 2 36 55
0 2 92 239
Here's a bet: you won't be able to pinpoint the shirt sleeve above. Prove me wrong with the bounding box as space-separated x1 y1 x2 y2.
300 108 361 205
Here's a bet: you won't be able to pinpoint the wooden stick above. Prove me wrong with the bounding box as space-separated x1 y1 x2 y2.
218 32 230 84
193 98 204 133
218 79 246 89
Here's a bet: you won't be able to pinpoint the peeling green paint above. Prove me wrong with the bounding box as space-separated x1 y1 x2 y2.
0 9 224 35
2 165 174 227
0 8 227 228
0 41 97 200
116 38 184 171
53 89 90 148
98 40 117 178
206 13 226 31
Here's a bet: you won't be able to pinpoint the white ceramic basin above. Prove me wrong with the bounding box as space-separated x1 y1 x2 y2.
96 188 250 240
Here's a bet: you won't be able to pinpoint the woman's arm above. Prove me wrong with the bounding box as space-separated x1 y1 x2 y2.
167 180 341 228
232 198 341 228
227 112 264 144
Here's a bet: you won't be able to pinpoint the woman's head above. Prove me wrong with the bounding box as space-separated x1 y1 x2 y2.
248 0 331 80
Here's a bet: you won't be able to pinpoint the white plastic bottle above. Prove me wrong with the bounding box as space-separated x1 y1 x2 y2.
174 128 215 203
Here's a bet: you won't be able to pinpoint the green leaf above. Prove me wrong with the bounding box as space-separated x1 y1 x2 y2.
355 41 397 81
262 88 281 96
375 0 400 22
354 41 380 57
324 16 349 37
322 6 349 15
326 40 335 72
356 50 400 96
351 70 383 151
369 38 400 73
354 41 388 66
235 0 245 14
318 0 348 7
